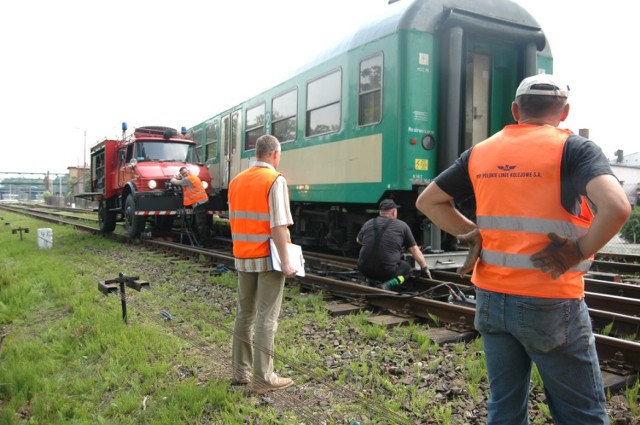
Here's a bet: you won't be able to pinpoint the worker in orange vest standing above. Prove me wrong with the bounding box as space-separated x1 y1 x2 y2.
228 134 298 395
416 74 631 424
170 166 209 246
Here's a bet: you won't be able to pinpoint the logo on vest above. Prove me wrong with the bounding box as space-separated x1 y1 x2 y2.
475 165 542 179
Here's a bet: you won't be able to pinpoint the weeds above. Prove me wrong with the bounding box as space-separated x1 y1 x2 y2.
627 379 640 416
1 211 637 424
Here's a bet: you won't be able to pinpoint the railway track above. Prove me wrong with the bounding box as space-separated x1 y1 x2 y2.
3 203 639 392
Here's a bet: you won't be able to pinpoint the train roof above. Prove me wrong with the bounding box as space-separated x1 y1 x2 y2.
295 0 548 74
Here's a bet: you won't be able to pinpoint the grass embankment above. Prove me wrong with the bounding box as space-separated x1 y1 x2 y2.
0 212 282 424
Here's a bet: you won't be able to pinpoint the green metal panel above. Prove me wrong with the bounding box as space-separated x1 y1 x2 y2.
190 0 554 209
398 30 439 186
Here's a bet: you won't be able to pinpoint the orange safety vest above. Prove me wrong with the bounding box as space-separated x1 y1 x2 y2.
468 124 593 298
183 174 208 207
228 166 280 259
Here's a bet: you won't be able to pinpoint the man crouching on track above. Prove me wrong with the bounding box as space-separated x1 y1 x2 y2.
357 199 431 290
228 134 297 394
416 74 631 424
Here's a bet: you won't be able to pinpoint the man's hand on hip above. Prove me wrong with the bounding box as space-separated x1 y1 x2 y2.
530 232 584 279
456 228 482 277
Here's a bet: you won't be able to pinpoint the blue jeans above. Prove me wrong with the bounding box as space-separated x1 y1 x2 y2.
474 288 609 425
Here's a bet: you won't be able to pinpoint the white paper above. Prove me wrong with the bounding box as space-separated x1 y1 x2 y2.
270 239 305 277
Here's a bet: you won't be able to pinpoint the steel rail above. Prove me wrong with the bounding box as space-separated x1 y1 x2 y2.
4 204 640 372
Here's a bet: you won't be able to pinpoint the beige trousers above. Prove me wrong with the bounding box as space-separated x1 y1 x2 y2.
231 270 285 384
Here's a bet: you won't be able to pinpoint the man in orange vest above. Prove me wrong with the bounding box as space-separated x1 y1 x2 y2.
228 134 298 394
170 166 209 245
416 74 631 424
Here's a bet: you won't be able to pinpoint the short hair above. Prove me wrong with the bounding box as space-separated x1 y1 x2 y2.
179 166 188 174
515 94 567 118
255 135 280 159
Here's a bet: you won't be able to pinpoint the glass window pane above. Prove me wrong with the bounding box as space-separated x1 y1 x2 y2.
205 121 218 160
191 128 203 161
307 71 341 110
307 103 340 136
359 91 381 125
359 53 383 126
273 89 297 121
273 117 296 143
245 128 264 151
360 54 383 92
246 104 265 129
245 105 264 151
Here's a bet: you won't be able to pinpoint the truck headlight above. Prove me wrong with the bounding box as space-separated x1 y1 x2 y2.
202 181 208 189
148 180 157 189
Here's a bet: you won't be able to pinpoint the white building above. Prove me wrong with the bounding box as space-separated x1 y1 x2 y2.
610 151 640 206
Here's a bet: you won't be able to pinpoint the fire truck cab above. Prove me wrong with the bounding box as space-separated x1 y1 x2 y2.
87 123 213 238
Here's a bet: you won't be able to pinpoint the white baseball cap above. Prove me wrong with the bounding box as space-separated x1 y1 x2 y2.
515 74 569 98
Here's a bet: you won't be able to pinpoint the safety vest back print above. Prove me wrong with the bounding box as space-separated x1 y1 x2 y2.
228 166 280 259
183 174 208 206
468 124 593 298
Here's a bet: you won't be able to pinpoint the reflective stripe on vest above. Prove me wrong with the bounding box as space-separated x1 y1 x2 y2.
479 249 592 272
228 166 280 259
469 124 593 298
477 216 587 238
228 211 271 221
476 215 593 273
183 174 208 206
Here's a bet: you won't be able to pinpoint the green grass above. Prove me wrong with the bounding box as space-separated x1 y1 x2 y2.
1 210 638 424
0 212 274 424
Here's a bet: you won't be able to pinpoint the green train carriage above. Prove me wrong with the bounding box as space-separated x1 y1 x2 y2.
189 0 552 254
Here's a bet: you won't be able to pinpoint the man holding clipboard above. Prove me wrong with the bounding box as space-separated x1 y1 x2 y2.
228 135 301 395
270 238 305 277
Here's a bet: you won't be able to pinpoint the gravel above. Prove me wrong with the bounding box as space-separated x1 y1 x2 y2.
108 244 640 425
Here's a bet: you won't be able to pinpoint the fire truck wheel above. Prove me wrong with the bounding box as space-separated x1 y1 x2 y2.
98 201 117 233
124 196 145 238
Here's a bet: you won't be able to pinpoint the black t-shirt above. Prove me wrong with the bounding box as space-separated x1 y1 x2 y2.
357 216 417 280
434 134 615 215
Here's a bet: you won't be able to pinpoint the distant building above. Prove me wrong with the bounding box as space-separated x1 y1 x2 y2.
67 165 92 208
609 151 640 206
611 150 640 167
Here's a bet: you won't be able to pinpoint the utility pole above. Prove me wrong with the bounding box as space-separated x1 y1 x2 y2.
83 130 87 168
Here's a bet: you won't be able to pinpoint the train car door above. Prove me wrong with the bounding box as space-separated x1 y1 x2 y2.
220 109 242 189
203 121 220 191
463 41 518 150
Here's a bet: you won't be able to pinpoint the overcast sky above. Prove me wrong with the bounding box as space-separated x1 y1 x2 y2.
0 0 636 175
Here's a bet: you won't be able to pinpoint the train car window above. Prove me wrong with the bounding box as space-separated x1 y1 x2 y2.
191 128 203 162
205 121 218 161
358 53 383 126
306 69 341 137
272 88 297 144
245 103 265 151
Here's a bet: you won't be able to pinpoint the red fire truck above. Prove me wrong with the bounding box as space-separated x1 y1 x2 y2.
85 123 213 238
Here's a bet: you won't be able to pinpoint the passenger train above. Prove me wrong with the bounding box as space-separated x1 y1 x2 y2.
188 0 553 254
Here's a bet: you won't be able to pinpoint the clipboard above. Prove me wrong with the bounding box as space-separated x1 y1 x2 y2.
269 239 305 277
